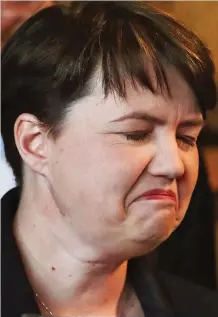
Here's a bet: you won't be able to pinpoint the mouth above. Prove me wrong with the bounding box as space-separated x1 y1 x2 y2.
136 189 177 203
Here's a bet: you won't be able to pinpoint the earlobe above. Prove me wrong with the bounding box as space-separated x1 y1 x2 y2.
14 114 49 176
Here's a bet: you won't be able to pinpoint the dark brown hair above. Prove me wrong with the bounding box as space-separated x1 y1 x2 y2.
2 1 217 184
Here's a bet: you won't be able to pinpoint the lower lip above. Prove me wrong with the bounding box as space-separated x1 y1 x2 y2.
139 194 176 202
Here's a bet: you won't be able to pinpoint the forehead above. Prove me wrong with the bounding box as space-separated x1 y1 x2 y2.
119 67 200 119
67 66 202 126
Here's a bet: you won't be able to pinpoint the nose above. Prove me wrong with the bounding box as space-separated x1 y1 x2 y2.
148 138 185 180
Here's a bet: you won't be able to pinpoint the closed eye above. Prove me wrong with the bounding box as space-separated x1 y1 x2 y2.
177 135 197 150
124 132 152 142
111 131 197 147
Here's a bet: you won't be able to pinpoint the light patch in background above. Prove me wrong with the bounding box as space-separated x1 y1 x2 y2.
0 136 16 198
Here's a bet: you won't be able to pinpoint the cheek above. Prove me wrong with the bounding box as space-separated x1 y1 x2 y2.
185 149 199 193
178 149 199 216
100 146 153 199
48 140 150 221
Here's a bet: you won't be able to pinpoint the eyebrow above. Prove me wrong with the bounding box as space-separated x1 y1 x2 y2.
110 111 205 128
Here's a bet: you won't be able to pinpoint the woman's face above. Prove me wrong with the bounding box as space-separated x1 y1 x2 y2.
46 68 203 262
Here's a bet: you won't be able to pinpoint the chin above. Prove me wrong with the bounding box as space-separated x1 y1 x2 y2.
122 222 176 260
134 211 177 243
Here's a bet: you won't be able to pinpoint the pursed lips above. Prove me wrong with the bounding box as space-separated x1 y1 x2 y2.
135 189 177 203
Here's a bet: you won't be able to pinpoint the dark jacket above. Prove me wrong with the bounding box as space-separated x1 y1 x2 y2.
2 188 218 317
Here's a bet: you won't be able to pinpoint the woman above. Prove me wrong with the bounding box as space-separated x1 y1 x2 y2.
2 2 218 316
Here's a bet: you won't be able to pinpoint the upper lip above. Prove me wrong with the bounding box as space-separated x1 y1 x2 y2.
137 189 177 201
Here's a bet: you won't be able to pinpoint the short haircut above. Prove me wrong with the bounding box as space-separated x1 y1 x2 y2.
2 1 217 185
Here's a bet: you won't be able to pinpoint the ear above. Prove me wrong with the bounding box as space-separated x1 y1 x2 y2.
14 113 49 177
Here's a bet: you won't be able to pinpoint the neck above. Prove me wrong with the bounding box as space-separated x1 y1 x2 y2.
13 182 128 316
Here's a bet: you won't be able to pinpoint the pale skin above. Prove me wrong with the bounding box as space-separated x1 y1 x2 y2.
13 67 204 316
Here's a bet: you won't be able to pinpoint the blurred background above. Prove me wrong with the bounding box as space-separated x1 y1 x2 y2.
1 0 218 290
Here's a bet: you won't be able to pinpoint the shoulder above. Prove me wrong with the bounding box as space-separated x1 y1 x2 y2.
1 188 38 317
158 271 218 317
